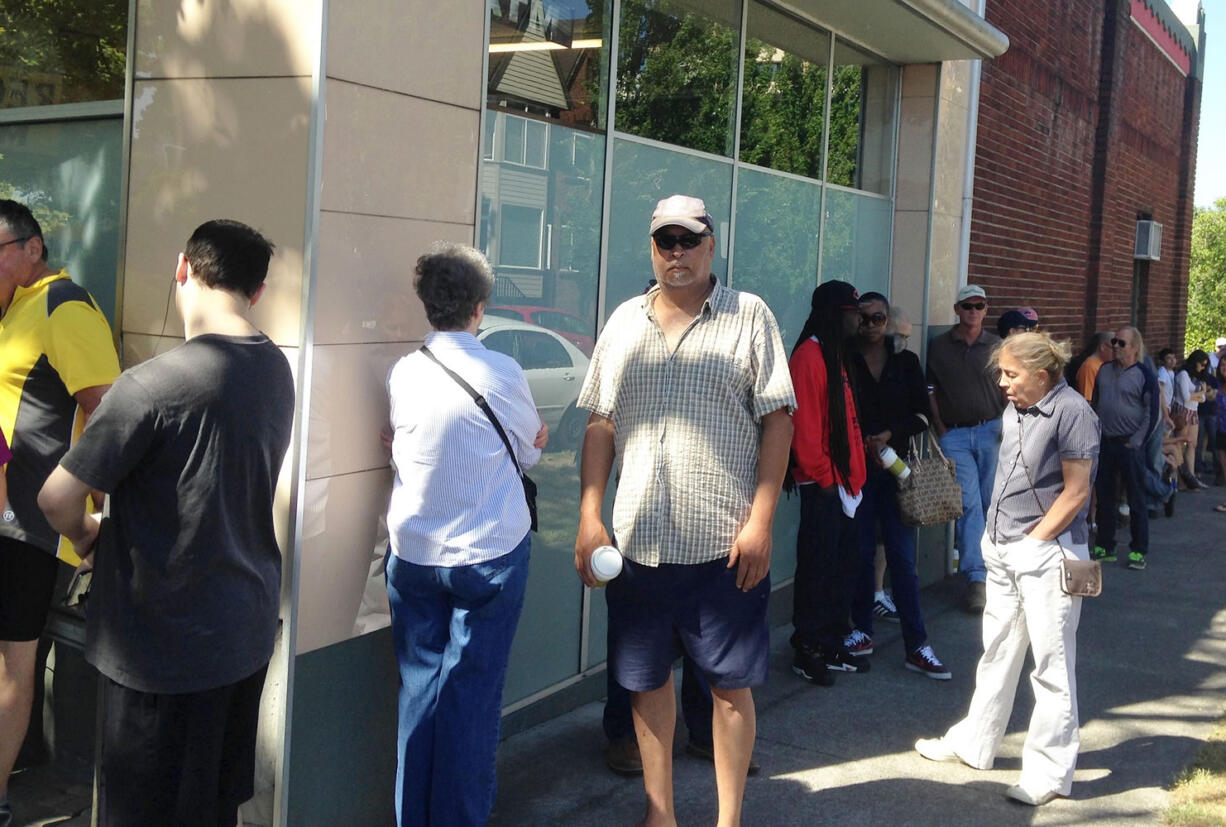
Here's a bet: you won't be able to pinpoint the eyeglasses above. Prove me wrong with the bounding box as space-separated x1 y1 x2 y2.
1111 338 1130 348
652 230 711 251
0 236 30 250
860 311 888 327
958 301 987 311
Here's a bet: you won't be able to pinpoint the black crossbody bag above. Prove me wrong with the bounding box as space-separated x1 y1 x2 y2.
419 346 538 532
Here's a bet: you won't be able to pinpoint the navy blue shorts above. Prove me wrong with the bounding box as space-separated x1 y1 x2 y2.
606 556 770 692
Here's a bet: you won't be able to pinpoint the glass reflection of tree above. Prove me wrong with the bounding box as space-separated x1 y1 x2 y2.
0 0 126 108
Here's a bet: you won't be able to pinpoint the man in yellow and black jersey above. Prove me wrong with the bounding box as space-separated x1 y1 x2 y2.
0 199 118 826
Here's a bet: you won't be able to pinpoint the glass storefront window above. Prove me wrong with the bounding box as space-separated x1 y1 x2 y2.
485 0 611 704
820 187 893 296
614 0 741 157
826 40 898 196
605 137 732 319
738 4 830 180
0 1 126 108
0 117 123 322
488 0 607 130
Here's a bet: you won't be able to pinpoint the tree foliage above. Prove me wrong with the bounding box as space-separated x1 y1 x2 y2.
0 0 126 107
1187 199 1226 352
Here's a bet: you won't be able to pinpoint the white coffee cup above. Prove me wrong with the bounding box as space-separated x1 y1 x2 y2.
591 545 623 586
879 446 911 480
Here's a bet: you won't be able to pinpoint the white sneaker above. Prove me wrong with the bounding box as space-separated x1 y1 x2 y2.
1005 784 1060 806
915 738 960 762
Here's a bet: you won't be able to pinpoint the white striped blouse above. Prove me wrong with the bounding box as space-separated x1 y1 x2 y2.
387 331 541 567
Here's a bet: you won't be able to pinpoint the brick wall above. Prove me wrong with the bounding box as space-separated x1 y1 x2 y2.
968 0 1199 354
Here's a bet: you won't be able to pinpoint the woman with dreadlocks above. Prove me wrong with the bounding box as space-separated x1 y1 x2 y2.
788 280 868 687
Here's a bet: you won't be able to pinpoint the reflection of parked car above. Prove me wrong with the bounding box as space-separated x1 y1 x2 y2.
478 316 589 447
487 305 595 356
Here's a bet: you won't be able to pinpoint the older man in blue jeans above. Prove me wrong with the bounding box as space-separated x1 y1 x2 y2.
926 285 1005 614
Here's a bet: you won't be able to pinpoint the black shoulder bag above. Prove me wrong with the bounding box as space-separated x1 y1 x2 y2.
419 346 538 532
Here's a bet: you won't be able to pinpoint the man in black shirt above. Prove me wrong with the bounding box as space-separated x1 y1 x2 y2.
39 220 294 825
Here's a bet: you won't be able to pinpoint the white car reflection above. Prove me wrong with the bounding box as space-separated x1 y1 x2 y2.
478 315 590 447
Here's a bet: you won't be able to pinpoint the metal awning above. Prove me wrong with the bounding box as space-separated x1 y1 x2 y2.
771 0 1009 63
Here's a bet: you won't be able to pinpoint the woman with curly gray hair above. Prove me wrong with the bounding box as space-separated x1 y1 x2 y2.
916 332 1100 807
384 242 547 826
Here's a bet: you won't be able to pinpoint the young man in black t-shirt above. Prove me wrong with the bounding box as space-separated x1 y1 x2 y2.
38 219 294 826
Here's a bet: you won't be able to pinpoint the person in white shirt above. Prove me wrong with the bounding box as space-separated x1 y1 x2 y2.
384 242 547 827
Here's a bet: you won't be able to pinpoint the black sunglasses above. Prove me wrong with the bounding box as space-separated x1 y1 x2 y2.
1111 338 1130 347
860 311 888 327
652 230 711 251
958 301 987 311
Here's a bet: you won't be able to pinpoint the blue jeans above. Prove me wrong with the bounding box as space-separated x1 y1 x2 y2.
938 419 1001 584
385 535 530 827
1095 439 1148 556
603 657 713 745
852 468 928 652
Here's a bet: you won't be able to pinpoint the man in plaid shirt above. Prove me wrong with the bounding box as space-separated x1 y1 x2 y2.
574 195 795 826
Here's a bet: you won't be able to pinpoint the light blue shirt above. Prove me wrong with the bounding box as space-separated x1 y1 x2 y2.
387 331 541 566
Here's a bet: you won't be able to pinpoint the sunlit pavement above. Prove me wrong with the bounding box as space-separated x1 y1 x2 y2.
9 491 1224 825
491 492 1226 826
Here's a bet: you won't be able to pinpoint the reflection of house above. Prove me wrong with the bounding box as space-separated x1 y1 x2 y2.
2 0 1201 823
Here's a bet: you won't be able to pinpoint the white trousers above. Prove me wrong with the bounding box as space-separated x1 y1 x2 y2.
943 532 1084 795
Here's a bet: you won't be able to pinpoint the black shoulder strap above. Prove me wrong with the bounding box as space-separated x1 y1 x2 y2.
419 345 524 478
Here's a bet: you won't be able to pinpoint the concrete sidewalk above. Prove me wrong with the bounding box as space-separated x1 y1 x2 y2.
491 495 1226 826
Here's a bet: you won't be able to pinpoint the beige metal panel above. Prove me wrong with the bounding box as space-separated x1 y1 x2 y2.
122 77 310 346
326 0 483 108
895 94 938 214
303 342 414 482
135 0 320 79
313 211 469 346
295 466 395 655
320 79 478 224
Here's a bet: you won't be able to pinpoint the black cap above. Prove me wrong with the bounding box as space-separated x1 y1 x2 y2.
812 280 860 311
996 309 1037 338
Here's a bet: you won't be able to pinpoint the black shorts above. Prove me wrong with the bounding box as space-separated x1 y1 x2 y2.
606 556 770 692
98 665 268 827
0 536 62 641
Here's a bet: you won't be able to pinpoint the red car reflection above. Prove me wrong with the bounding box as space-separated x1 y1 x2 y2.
486 305 595 356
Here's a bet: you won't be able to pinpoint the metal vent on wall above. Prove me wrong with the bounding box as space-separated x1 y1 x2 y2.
1135 220 1162 261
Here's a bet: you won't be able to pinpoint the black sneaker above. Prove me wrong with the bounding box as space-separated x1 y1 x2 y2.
825 648 870 673
792 644 836 686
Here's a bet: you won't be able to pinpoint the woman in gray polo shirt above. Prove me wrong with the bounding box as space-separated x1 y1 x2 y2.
915 332 1100 806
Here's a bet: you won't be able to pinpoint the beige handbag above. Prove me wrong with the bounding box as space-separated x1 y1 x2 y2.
1015 411 1102 598
897 429 964 527
1059 553 1102 597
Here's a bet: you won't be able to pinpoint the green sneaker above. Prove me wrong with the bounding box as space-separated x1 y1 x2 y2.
1127 551 1147 570
1091 546 1116 563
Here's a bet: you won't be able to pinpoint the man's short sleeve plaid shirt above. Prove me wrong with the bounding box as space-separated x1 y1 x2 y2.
577 280 795 566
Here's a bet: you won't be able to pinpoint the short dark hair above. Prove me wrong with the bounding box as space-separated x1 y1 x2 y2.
0 199 47 261
1157 347 1175 361
184 219 275 298
414 243 493 331
858 291 889 309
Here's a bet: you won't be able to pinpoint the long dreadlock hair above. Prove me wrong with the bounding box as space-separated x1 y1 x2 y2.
791 281 857 485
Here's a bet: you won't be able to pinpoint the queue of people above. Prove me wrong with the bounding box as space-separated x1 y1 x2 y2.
1 187 1219 825
2 201 293 827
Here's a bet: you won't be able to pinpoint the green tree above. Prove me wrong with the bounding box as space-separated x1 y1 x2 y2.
0 0 126 107
1186 199 1226 352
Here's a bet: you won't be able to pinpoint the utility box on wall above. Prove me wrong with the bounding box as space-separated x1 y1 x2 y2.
1135 219 1163 261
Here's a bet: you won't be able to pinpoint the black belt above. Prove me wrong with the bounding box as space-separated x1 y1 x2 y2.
948 419 989 429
